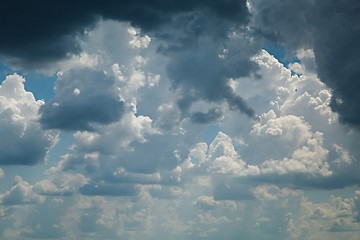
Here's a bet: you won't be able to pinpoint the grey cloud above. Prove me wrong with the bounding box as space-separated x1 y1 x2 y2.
39 68 124 131
104 168 161 185
250 0 360 128
0 0 249 68
3 1 258 121
194 195 216 210
23 225 65 239
11 199 68 239
213 182 254 201
242 168 360 191
312 1 360 128
52 153 100 174
190 108 223 124
111 134 182 174
355 191 360 222
105 168 181 186
329 218 359 232
148 186 182 199
165 31 259 118
79 182 138 196
249 0 313 50
0 122 54 165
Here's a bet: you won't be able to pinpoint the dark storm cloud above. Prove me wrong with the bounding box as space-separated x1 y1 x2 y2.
250 0 360 128
0 0 248 67
2 0 259 120
39 68 124 131
312 0 360 128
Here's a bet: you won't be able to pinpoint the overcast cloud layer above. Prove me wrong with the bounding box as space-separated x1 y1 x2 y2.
0 1 359 239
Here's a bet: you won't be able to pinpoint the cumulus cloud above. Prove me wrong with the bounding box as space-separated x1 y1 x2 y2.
34 173 89 196
1 2 360 239
182 50 360 196
253 115 331 177
39 68 125 131
2 1 360 127
0 74 57 165
0 176 45 205
194 195 217 210
249 0 360 128
38 21 164 133
73 111 158 156
1 1 259 121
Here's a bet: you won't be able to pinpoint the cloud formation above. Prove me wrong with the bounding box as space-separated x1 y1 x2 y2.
0 1 360 239
1 1 360 126
0 74 57 165
249 0 360 127
39 68 125 131
0 0 248 67
0 176 45 205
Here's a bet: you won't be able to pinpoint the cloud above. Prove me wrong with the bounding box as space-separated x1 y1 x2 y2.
1 3 360 239
39 68 125 131
194 195 217 210
79 182 138 197
179 49 360 197
73 111 158 156
0 176 45 205
253 115 331 177
0 0 249 68
190 108 223 124
33 173 89 196
165 31 259 118
249 0 360 128
0 74 57 165
106 167 161 185
34 180 73 196
2 2 259 121
2 1 360 128
312 1 360 128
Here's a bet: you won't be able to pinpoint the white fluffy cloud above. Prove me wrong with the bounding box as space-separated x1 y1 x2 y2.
0 74 57 165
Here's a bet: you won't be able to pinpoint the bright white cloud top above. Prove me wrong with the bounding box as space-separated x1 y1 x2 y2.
0 1 359 239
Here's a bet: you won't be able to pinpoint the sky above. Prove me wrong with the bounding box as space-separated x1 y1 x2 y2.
0 0 360 239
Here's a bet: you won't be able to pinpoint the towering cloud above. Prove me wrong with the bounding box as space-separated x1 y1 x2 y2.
249 0 360 127
0 74 57 165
